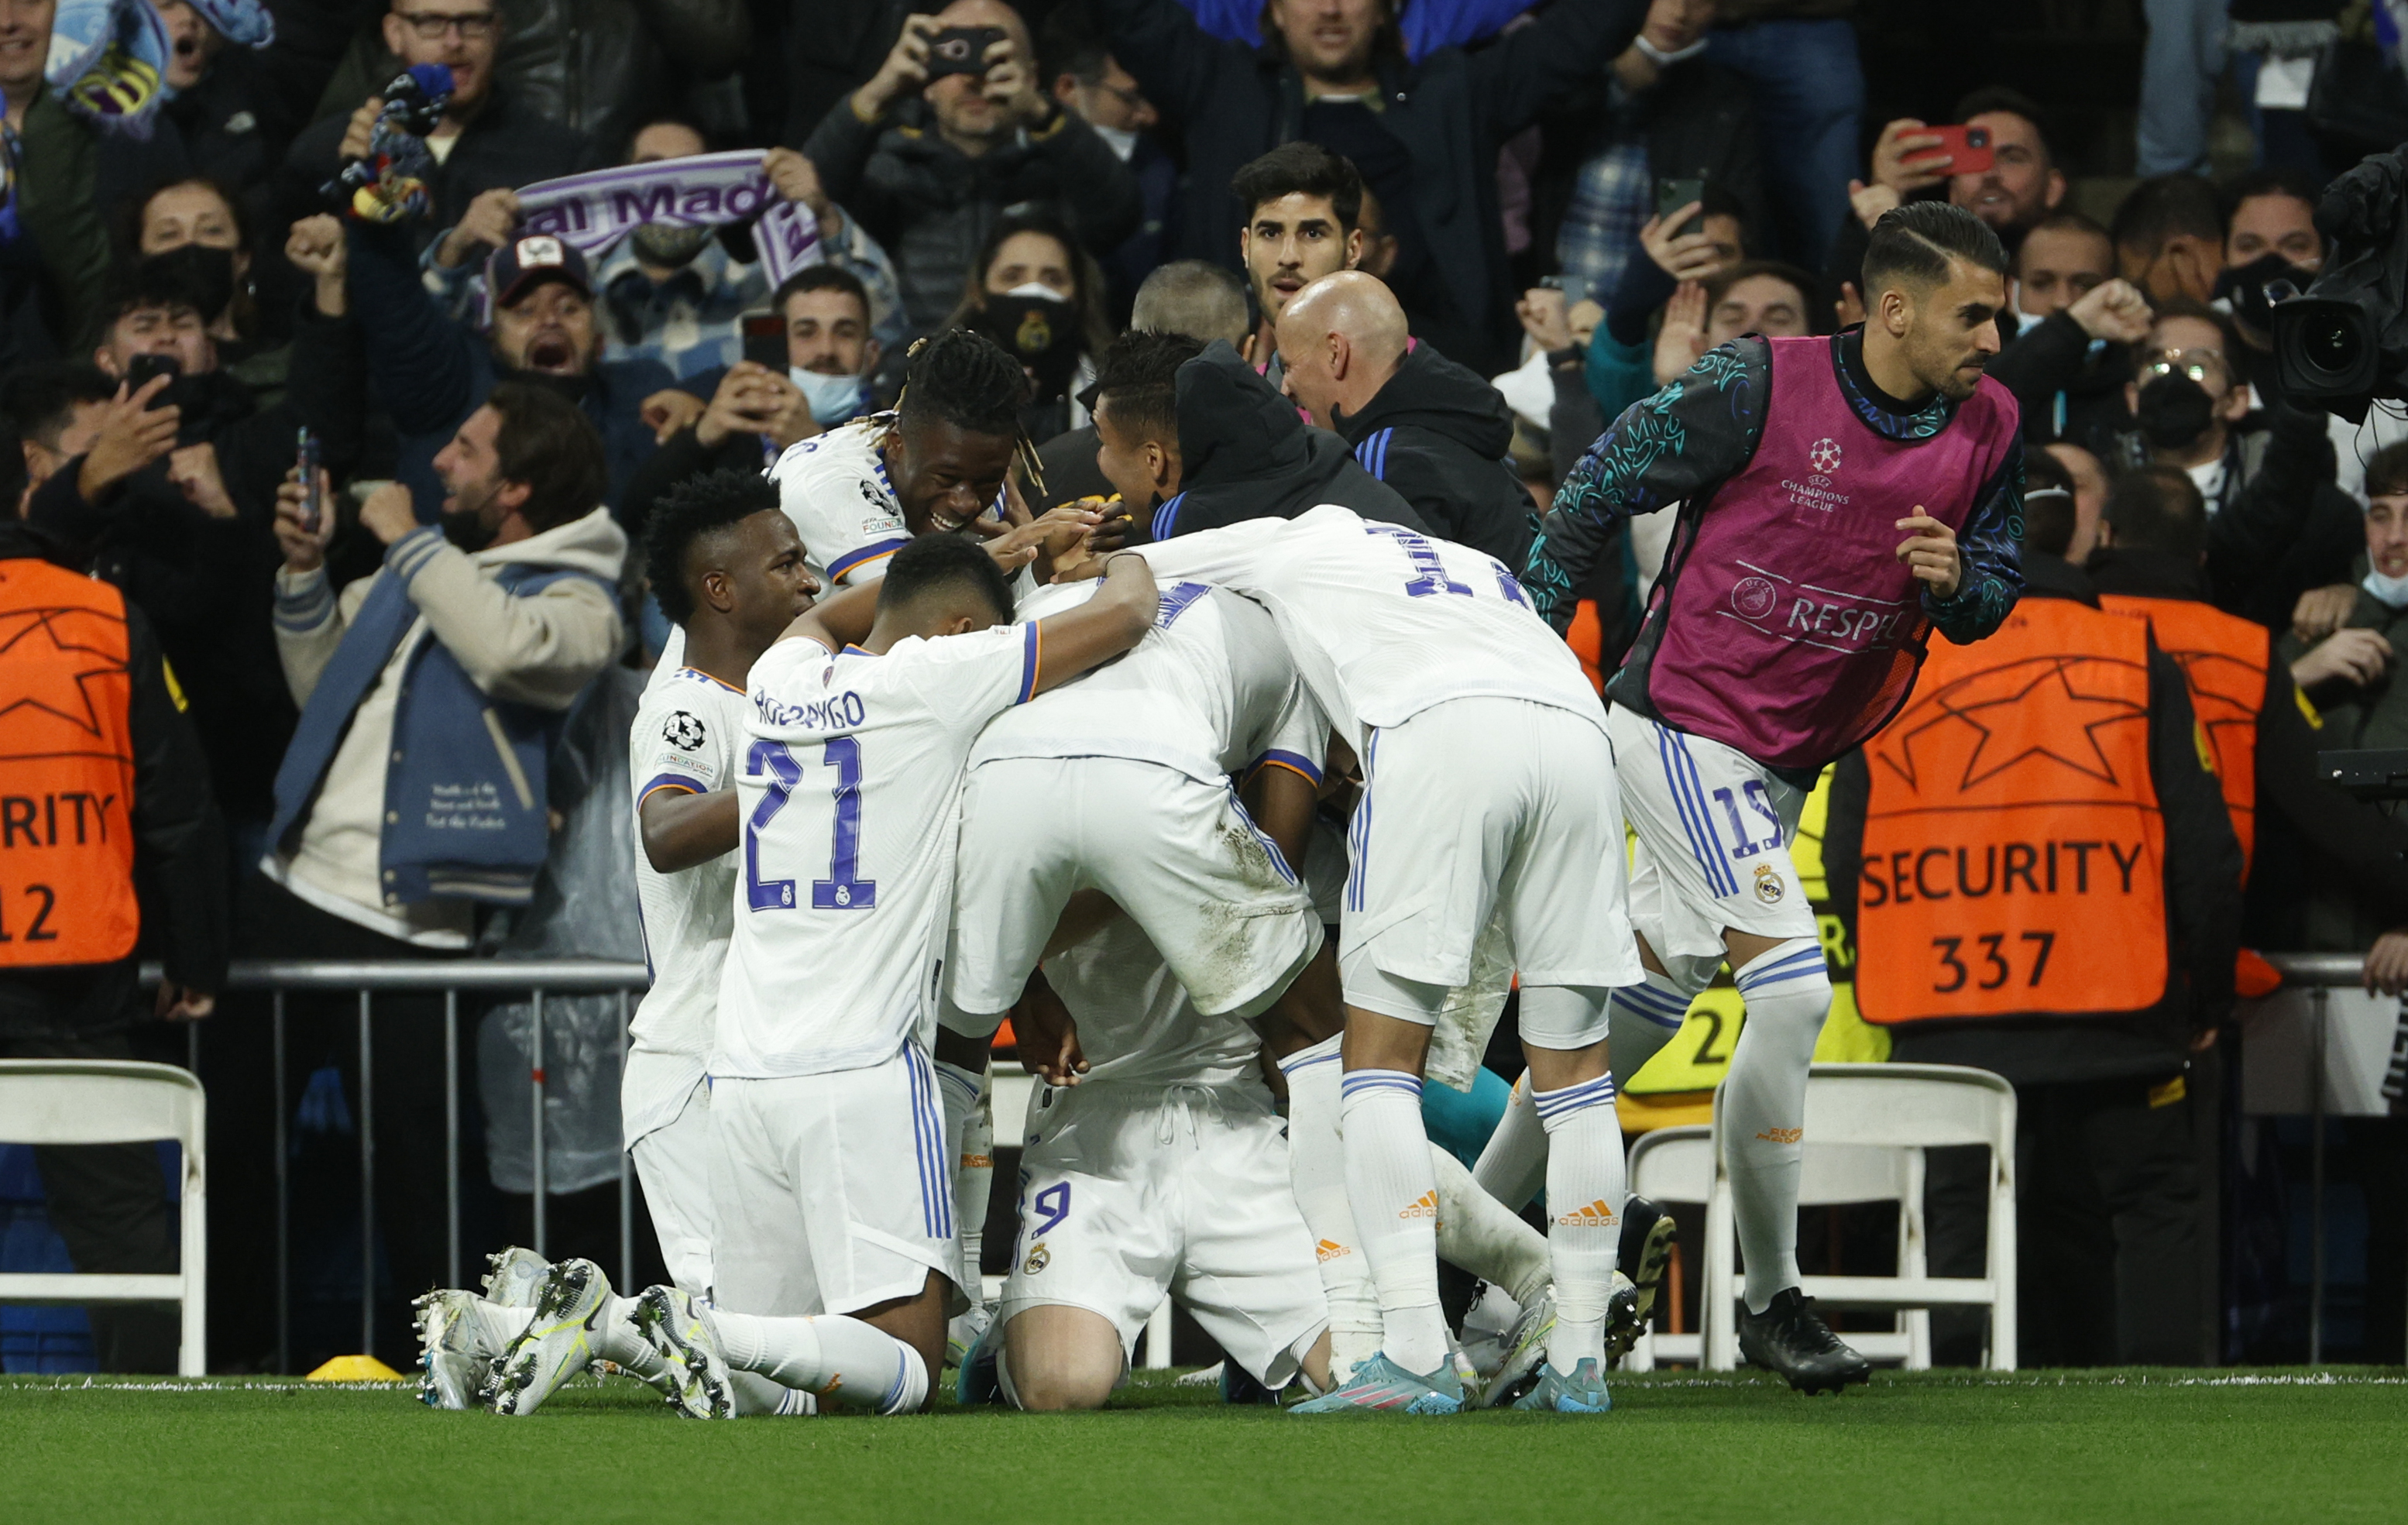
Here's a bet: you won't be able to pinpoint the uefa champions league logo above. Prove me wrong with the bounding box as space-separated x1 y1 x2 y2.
1809 438 1842 474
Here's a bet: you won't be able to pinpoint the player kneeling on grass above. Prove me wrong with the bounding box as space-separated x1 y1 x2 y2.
959 934 1337 1410
625 531 1157 1417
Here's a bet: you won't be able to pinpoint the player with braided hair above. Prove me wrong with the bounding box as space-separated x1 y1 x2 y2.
768 328 1038 592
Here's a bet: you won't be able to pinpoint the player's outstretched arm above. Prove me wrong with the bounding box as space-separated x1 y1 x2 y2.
1027 553 1157 694
638 790 739 874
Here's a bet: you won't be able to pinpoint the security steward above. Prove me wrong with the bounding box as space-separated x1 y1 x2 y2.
1824 465 2242 1367
0 517 225 1372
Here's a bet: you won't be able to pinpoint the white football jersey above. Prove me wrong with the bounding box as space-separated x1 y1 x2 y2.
768 414 911 589
1043 916 1264 1091
625 665 747 1142
713 625 1039 1077
972 579 1328 787
1132 505 1603 741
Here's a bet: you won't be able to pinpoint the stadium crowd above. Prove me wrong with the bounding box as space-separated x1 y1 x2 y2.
3 0 2406 1385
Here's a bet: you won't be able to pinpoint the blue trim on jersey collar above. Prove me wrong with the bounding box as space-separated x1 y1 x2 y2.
675 666 744 695
1151 491 1185 543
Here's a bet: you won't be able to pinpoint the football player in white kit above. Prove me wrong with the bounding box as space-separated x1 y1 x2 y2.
964 922 1337 1410
632 532 1160 1417
483 472 827 1417
1123 500 1642 1415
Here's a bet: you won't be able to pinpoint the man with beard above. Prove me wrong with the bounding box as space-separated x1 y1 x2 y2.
214 383 624 1362
346 219 674 521
1523 202 2025 1395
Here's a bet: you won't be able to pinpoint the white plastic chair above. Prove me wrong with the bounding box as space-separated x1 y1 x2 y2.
0 1060 207 1374
1622 1125 1712 1371
1702 1063 2017 1372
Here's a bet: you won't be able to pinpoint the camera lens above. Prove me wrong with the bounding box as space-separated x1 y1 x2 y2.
2310 318 2365 378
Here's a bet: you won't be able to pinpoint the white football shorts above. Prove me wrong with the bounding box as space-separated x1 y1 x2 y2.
627 1071 714 1296
707 1042 961 1319
948 756 1321 1020
1000 1080 1328 1389
1341 695 1639 1008
1607 702 1819 965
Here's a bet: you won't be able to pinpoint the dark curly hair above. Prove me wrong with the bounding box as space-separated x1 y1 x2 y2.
644 467 782 626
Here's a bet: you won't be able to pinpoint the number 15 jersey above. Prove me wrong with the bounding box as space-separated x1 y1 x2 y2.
713 624 1040 1078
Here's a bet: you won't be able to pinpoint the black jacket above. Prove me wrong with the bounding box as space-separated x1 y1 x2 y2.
1100 0 1644 369
802 95 1142 335
1822 552 2245 1085
0 527 227 1041
2199 404 2365 632
1329 341 1532 568
1985 309 2132 446
1152 341 1427 541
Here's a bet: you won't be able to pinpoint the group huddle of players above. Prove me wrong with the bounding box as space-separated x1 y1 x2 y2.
404 201 2024 1418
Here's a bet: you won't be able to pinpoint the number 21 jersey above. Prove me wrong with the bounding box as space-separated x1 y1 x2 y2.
713 625 1040 1078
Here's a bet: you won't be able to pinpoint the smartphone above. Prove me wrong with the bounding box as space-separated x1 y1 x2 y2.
1539 273 1590 307
1920 124 1994 177
1655 178 1706 239
126 352 181 404
925 24 1008 80
740 310 788 373
296 427 321 535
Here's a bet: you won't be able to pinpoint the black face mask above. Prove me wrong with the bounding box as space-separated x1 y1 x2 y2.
973 292 1082 402
2213 251 2316 334
139 243 238 326
2135 372 2217 451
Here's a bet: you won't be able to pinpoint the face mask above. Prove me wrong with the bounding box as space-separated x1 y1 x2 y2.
2135 373 2216 452
974 285 1081 400
1093 123 1139 160
139 242 236 324
628 222 713 268
2365 565 2408 609
2213 252 2315 333
790 366 867 425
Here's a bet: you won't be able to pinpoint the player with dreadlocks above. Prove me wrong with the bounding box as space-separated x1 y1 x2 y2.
770 327 1054 589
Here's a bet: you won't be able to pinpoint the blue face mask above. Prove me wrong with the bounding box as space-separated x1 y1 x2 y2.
789 366 866 426
2364 565 2408 610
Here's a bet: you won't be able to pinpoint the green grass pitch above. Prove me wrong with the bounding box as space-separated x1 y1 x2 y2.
5 1368 2403 1523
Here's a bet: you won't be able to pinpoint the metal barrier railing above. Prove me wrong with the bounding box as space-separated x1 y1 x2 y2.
147 958 649 1373
2259 953 2370 1366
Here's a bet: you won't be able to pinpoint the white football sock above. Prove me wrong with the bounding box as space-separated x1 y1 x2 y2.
1533 1073 1626 1372
1338 1067 1448 1376
471 1300 535 1353
1431 1145 1551 1310
934 1060 984 1294
709 1309 930 1414
1608 967 1702 1090
1723 937 1831 1314
595 1295 675 1385
1471 1071 1547 1214
1277 1036 1381 1375
957 1083 994 1291
728 1370 817 1415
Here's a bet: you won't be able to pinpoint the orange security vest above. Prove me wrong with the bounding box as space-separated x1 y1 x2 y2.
2097 593 2264 881
0 558 139 966
1857 597 2167 1025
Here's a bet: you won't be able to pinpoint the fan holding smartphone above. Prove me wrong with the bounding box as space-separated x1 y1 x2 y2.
1864 95 2066 239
